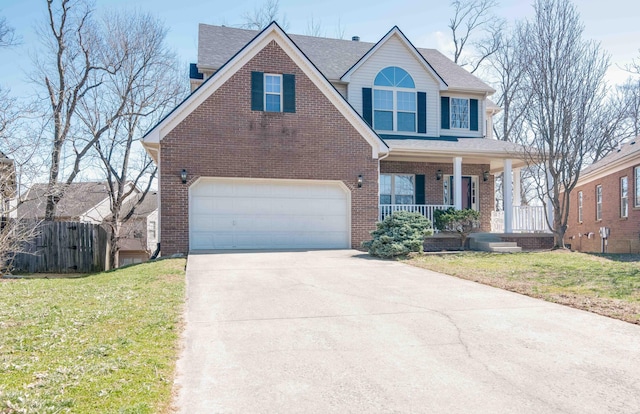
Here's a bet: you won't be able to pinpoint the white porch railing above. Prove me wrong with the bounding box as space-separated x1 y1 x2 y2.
491 206 550 233
379 204 453 225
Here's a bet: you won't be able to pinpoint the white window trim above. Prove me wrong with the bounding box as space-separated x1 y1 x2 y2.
577 191 583 223
450 97 470 130
596 185 602 221
373 87 417 133
264 73 283 112
380 173 416 204
443 175 479 211
621 176 629 218
635 166 640 208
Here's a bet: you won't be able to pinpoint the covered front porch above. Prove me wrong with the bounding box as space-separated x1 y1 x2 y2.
379 138 551 234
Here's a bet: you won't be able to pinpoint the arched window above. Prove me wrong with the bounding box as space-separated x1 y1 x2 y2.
373 67 416 132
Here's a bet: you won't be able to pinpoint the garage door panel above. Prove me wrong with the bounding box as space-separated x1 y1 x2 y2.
190 179 350 250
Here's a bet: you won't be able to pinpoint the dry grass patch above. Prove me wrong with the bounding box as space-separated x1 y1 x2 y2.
0 258 186 413
406 251 640 324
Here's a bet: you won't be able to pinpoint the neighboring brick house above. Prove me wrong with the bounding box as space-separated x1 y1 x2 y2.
19 182 157 263
142 23 531 255
565 138 640 253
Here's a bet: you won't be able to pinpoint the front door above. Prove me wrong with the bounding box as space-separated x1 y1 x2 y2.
461 177 472 209
447 175 477 210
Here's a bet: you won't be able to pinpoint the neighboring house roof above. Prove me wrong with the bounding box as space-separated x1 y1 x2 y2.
197 24 495 94
18 182 109 219
106 191 157 221
578 137 640 185
143 22 389 160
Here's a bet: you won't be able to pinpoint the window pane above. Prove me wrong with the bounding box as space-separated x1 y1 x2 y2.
621 177 628 197
374 110 393 130
394 175 415 197
265 94 281 112
373 90 393 110
397 112 416 132
380 174 391 195
451 98 469 129
374 67 395 86
265 75 281 93
397 91 416 111
380 194 392 204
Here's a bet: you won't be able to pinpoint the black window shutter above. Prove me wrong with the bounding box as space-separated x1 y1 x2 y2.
470 99 479 131
283 74 295 113
415 175 425 204
441 97 450 130
362 88 373 126
251 72 264 111
417 92 427 134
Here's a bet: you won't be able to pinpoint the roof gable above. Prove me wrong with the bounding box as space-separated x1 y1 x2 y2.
340 26 447 90
143 22 388 159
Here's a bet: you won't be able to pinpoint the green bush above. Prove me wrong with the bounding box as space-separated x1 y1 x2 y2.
362 211 433 258
433 208 481 249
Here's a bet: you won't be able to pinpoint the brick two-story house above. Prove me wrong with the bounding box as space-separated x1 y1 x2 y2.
565 137 640 253
142 22 531 255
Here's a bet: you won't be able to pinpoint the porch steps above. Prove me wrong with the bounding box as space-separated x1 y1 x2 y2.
468 233 522 253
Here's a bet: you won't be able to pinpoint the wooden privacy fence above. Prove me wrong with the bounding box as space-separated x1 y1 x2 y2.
13 221 108 273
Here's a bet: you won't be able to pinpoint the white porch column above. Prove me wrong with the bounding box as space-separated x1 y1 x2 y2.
503 159 513 233
453 156 462 210
513 167 521 206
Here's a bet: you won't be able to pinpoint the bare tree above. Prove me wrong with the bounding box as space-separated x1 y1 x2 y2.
32 0 108 221
334 18 346 40
448 0 504 73
615 77 640 139
517 0 613 248
240 0 289 30
305 16 324 37
0 15 17 47
83 11 186 268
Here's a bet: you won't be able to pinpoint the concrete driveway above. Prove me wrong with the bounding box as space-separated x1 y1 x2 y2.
174 250 640 413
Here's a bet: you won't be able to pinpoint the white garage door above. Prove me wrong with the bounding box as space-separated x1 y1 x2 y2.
190 178 350 250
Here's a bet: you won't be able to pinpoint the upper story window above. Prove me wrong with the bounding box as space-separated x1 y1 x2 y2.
451 98 469 129
621 176 629 218
373 67 416 132
251 71 295 113
441 97 479 131
264 74 282 112
596 185 602 221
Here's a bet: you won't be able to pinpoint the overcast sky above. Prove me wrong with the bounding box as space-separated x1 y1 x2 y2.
1 0 639 97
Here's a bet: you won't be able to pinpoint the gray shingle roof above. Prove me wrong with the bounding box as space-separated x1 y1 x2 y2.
106 191 157 221
197 24 494 93
18 182 110 220
582 138 640 177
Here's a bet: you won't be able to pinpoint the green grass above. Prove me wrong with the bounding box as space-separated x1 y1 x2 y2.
0 258 186 414
406 251 640 323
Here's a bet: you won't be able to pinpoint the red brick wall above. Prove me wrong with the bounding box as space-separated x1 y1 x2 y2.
159 41 379 255
565 164 640 253
380 161 494 231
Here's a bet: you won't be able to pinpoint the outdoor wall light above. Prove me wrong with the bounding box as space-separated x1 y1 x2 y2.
180 169 187 184
436 169 443 181
357 174 363 188
483 171 490 181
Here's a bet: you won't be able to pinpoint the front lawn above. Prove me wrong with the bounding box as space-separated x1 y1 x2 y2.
0 258 186 413
406 251 640 324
